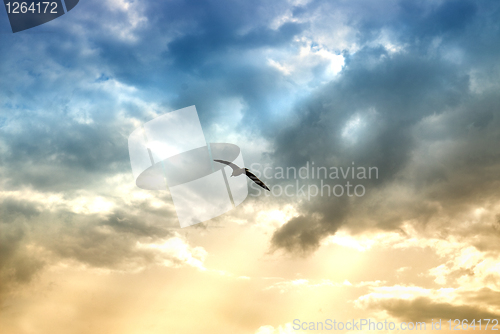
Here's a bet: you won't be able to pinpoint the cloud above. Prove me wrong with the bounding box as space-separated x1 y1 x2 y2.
270 210 347 254
461 287 500 308
266 0 500 254
0 190 200 301
0 223 45 296
366 296 500 323
255 323 297 334
136 236 207 271
356 280 500 322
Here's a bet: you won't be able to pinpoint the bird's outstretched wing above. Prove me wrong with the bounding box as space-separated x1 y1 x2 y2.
214 159 240 172
245 170 270 191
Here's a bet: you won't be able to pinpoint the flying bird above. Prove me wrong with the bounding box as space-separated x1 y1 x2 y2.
214 160 270 191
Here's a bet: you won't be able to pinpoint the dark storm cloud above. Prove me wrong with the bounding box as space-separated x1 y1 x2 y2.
270 198 351 254
166 21 306 70
368 296 500 323
0 197 49 294
362 0 478 43
0 224 44 291
271 50 469 170
0 196 178 299
0 205 45 297
0 198 41 223
268 0 500 253
1 113 130 191
45 211 173 268
461 288 500 307
268 49 470 253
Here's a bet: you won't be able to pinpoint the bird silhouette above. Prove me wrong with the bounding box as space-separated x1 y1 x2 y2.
214 160 270 191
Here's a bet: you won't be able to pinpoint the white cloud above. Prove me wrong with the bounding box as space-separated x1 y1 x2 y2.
136 234 208 271
255 323 300 334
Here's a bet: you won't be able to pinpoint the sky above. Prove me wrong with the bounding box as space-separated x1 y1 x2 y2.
1 0 500 333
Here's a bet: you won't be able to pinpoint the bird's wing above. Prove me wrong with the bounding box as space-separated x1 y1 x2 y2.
245 170 270 191
213 159 240 172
